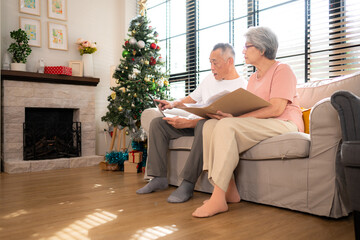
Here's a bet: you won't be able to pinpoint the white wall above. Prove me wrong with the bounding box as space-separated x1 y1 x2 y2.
1 0 137 156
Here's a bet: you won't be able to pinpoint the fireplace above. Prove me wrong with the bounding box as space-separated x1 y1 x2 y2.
23 108 81 160
1 70 104 173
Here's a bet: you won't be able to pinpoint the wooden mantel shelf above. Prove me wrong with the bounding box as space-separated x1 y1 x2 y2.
1 70 100 86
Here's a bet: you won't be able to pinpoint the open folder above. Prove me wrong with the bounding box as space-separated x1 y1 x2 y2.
179 87 271 118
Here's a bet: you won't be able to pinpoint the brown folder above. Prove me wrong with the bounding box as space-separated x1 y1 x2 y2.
179 88 270 118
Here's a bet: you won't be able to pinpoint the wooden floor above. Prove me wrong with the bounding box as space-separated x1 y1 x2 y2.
0 166 355 240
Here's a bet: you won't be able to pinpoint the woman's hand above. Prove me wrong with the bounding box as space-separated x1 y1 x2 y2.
207 110 233 120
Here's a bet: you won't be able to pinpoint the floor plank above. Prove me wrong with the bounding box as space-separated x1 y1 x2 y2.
0 166 355 240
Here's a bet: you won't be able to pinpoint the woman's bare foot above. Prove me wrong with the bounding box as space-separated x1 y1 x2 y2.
192 185 228 218
203 179 240 204
225 179 241 203
192 198 228 218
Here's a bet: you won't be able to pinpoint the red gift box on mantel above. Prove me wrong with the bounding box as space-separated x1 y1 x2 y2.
44 66 72 76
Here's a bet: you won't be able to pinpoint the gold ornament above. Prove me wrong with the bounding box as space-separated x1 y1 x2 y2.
164 80 169 86
138 0 147 16
118 106 123 111
133 50 136 56
134 93 137 97
119 87 126 93
111 92 116 100
144 60 149 65
132 30 136 35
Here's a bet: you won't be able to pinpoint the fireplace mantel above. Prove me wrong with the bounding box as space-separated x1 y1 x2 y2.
1 70 100 86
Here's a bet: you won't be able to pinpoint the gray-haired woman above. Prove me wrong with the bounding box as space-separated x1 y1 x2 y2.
192 26 304 217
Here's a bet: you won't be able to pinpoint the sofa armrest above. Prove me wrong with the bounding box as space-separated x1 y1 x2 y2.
141 107 193 133
141 108 163 133
309 97 342 158
307 98 348 216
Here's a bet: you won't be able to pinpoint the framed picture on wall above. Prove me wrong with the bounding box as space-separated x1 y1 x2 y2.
69 61 83 77
19 0 41 16
20 17 41 47
47 0 67 21
48 22 68 51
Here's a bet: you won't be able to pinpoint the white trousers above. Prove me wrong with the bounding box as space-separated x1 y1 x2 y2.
203 117 298 192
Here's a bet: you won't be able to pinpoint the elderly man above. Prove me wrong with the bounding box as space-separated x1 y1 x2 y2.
136 43 247 203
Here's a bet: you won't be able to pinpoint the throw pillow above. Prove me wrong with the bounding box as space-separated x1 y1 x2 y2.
301 107 311 134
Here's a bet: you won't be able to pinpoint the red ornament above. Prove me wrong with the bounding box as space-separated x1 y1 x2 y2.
156 45 160 51
125 41 129 46
132 58 135 61
150 57 156 65
150 43 157 49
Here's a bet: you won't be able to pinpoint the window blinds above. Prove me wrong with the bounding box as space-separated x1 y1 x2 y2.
307 0 360 80
146 0 360 98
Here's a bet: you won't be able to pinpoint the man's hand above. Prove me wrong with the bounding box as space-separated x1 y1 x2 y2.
163 116 198 129
155 99 173 110
207 110 233 120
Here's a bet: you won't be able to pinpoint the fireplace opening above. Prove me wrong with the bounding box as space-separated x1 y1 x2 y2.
23 108 81 160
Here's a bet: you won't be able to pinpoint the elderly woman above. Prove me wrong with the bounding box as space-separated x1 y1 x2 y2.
192 26 304 218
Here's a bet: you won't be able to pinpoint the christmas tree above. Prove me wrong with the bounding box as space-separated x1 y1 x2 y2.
102 11 169 141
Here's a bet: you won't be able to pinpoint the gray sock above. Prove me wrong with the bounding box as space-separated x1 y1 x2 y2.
136 177 168 194
167 180 195 203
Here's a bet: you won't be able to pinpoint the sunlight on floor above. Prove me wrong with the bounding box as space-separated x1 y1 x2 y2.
2 209 28 219
92 184 102 189
41 209 117 240
130 225 178 240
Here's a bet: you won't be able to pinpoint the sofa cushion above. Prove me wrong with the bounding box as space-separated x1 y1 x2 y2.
168 132 310 160
240 132 310 160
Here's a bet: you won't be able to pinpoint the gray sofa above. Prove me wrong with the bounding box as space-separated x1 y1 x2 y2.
141 72 360 218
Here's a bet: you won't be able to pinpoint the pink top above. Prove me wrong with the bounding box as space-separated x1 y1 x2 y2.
246 61 304 132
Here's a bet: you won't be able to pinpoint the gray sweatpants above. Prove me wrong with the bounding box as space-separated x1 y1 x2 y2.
146 117 207 184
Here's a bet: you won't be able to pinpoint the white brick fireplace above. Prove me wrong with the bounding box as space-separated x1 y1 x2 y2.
2 72 103 173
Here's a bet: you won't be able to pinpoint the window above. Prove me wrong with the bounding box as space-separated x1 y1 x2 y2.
147 0 360 98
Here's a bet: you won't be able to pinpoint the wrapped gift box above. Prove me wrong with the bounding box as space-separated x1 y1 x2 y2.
124 161 138 173
44 66 72 76
129 151 143 163
99 161 119 171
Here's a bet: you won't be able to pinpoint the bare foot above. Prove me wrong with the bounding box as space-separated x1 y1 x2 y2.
203 199 210 204
192 197 228 218
225 179 241 203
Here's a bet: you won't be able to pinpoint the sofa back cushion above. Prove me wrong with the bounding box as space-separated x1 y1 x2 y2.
297 71 360 109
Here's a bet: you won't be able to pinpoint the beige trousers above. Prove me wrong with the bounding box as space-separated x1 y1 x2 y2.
203 117 298 192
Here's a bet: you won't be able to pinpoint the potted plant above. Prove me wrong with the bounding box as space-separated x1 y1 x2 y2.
7 28 32 71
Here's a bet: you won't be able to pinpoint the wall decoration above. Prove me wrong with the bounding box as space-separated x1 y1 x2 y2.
48 22 68 51
69 61 83 77
19 0 41 16
47 0 67 21
20 17 41 47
